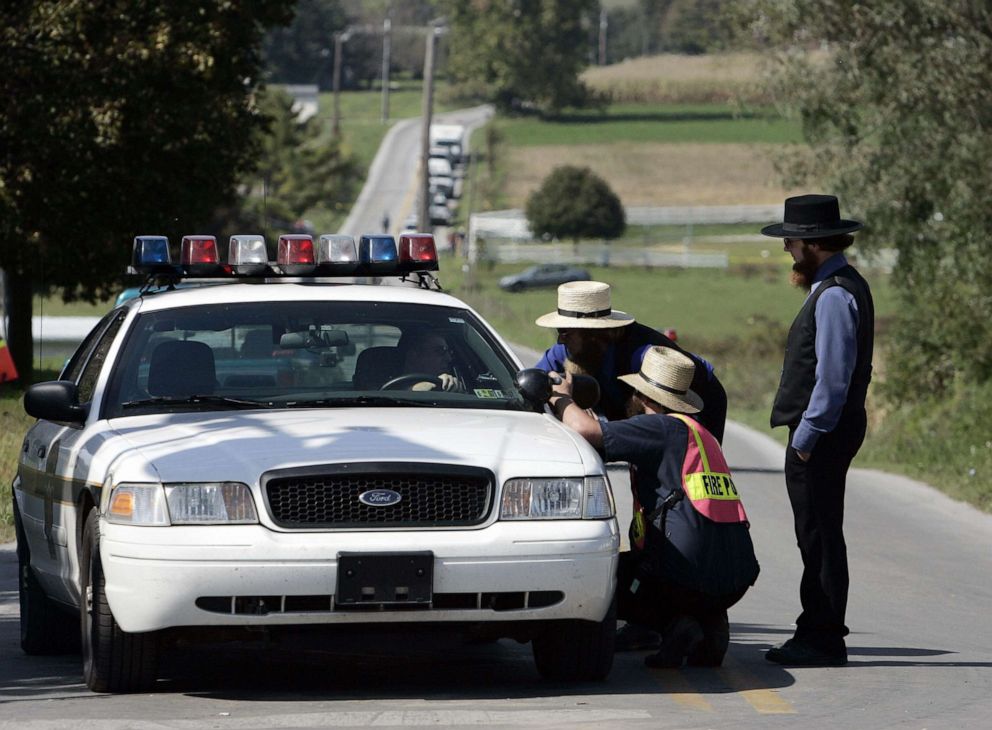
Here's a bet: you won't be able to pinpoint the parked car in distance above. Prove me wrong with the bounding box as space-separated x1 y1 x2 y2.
429 204 452 226
498 264 592 293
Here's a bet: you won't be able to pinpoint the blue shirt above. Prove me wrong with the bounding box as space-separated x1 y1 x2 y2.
535 335 715 422
791 254 860 453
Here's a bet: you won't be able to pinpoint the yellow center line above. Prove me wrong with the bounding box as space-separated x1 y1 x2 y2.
648 668 714 712
718 656 797 714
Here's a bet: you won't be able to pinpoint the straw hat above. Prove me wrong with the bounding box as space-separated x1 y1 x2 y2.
535 281 635 329
618 346 703 414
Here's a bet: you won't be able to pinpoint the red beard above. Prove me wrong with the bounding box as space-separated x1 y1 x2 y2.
790 246 820 291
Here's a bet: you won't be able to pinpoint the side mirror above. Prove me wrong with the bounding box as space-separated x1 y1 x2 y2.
513 369 601 412
24 381 88 425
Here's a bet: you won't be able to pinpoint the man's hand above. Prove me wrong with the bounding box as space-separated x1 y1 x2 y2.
550 371 574 399
796 449 812 462
438 373 460 391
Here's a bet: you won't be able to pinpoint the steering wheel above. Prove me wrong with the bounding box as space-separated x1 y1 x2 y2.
380 373 444 391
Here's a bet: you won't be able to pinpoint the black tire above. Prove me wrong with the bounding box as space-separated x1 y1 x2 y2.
532 600 616 681
80 510 159 693
13 495 78 655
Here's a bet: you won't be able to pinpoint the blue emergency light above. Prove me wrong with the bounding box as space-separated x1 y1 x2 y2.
358 235 398 274
130 236 173 274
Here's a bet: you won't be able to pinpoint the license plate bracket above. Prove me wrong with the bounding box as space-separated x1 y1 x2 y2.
335 551 434 609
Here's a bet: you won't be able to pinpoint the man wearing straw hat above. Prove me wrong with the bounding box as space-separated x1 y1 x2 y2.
535 280 728 443
549 346 759 668
760 194 874 667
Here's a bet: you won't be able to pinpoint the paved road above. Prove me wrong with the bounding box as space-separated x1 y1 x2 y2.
338 105 492 239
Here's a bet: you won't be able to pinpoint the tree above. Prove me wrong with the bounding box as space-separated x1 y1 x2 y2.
218 89 360 243
440 0 598 114
525 166 625 242
743 0 992 396
0 0 294 382
264 0 347 89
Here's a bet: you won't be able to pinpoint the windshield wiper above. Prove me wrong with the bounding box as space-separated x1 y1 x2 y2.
285 395 434 408
121 395 276 410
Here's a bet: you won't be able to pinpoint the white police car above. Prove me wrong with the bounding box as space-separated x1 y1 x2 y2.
13 232 618 692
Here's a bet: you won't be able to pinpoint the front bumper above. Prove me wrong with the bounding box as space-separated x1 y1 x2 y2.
101 518 619 633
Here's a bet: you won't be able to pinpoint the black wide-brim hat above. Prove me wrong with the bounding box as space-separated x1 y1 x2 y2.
761 194 863 239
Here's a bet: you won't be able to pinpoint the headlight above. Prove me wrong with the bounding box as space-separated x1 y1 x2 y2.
106 482 258 525
165 483 258 524
500 476 614 520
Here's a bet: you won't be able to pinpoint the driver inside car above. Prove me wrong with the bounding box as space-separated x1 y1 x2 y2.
397 330 464 392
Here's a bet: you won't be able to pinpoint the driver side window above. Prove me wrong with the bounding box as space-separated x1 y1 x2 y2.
77 311 127 403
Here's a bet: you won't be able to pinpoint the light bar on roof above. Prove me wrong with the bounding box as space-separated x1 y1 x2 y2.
277 234 315 275
397 233 439 272
129 230 440 281
228 235 268 275
316 234 359 274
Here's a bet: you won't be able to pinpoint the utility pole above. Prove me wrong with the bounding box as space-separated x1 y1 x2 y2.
417 24 439 234
381 17 392 124
598 8 608 66
331 29 350 137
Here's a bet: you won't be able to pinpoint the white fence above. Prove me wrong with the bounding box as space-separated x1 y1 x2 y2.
491 241 728 269
467 205 780 268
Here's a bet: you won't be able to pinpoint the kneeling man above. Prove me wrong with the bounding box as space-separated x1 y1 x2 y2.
549 346 759 667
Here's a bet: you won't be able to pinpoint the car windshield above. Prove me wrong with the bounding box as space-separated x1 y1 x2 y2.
103 300 530 417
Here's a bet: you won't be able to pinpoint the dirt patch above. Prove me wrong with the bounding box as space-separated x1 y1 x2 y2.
503 142 802 207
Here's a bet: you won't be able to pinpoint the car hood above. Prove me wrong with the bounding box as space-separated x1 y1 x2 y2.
106 408 598 484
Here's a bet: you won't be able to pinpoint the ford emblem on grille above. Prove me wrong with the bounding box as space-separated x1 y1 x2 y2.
358 489 403 507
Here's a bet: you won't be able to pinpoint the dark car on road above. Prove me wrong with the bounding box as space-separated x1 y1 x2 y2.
498 264 591 293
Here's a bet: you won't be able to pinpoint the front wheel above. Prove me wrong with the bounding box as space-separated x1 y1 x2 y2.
80 510 159 693
532 600 616 681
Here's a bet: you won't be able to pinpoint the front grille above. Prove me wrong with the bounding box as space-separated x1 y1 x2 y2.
263 463 494 528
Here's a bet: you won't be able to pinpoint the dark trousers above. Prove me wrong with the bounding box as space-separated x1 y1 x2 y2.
617 550 747 654
785 410 866 653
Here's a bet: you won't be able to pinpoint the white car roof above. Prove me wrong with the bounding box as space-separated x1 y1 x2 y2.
129 281 472 313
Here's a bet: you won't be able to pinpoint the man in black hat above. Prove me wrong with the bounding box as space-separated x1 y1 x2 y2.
761 194 874 666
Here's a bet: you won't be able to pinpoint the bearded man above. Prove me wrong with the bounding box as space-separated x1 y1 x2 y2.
534 281 727 443
761 194 875 666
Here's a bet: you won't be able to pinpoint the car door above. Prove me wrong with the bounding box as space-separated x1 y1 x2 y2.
18 310 126 601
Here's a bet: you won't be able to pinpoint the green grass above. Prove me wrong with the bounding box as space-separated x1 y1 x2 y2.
857 382 992 512
492 104 802 146
438 259 896 345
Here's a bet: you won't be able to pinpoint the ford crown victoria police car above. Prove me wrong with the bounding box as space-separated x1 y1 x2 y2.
13 233 619 692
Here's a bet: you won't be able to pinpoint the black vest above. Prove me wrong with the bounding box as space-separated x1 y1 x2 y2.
771 264 874 428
